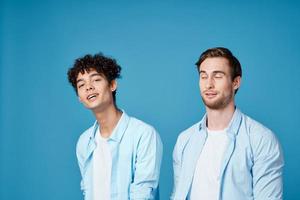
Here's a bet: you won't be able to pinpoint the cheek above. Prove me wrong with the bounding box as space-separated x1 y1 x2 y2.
96 83 108 91
199 84 204 93
77 91 84 102
219 79 232 89
224 84 235 95
101 86 113 96
199 80 204 89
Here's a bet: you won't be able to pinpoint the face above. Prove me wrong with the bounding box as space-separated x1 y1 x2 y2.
76 69 117 112
199 57 240 110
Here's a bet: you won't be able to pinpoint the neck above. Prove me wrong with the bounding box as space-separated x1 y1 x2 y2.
93 105 122 138
206 101 235 131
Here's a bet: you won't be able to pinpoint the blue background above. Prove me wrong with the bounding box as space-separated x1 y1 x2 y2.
1 0 299 199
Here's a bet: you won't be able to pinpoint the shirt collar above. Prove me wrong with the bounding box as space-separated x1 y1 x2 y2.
199 108 242 138
91 110 130 143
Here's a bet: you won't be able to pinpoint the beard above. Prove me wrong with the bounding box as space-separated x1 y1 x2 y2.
201 92 233 110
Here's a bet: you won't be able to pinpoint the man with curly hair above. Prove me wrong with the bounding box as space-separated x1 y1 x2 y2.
171 47 283 200
67 53 163 200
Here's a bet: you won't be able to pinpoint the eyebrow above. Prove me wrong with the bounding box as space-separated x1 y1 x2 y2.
76 79 84 84
199 70 226 75
90 73 102 78
212 71 226 75
76 73 102 84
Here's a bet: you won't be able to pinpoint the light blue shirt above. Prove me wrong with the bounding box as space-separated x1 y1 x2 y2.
171 108 284 200
76 111 163 200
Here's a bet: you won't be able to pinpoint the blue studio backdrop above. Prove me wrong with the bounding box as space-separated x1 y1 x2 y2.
1 0 299 199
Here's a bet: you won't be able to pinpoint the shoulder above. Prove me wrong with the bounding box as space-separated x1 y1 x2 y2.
241 114 281 156
176 121 201 145
127 116 159 137
173 121 201 156
76 124 95 156
126 115 163 150
172 121 200 163
242 114 278 141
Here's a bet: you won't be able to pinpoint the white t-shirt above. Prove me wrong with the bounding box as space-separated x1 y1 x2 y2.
190 128 229 200
92 128 112 200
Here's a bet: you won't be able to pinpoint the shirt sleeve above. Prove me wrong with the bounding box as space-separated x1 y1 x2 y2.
170 137 182 200
251 130 284 200
129 128 163 200
76 136 86 196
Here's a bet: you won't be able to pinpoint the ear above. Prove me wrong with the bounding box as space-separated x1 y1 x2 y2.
110 79 118 92
233 76 241 91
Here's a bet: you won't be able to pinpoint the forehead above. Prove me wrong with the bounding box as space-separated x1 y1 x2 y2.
200 57 230 73
76 69 102 81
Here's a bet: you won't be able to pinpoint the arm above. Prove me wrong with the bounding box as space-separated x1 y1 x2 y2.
252 131 284 200
170 139 182 200
130 128 163 200
76 138 86 196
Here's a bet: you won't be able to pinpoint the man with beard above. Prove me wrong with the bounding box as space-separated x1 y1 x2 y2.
170 47 283 200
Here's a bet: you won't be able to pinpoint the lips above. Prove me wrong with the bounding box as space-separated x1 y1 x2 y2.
204 91 218 98
87 93 99 100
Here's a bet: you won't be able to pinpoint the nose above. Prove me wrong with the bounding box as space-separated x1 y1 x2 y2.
85 81 94 91
205 76 214 89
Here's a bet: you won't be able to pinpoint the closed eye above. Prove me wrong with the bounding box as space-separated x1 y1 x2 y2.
214 72 225 78
78 83 84 88
200 73 208 79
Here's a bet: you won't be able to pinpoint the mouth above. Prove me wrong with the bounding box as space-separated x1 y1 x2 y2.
87 93 99 101
204 91 218 98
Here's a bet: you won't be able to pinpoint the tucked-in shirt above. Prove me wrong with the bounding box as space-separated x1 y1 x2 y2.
190 129 228 200
171 108 284 200
76 111 163 200
92 128 112 200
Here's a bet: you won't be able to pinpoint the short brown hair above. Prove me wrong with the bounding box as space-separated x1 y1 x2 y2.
195 47 242 80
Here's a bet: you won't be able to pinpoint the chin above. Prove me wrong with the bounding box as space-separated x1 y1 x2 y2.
203 99 218 106
203 100 224 110
84 103 100 110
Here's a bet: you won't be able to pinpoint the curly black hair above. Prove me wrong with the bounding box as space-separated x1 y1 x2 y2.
67 53 122 102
